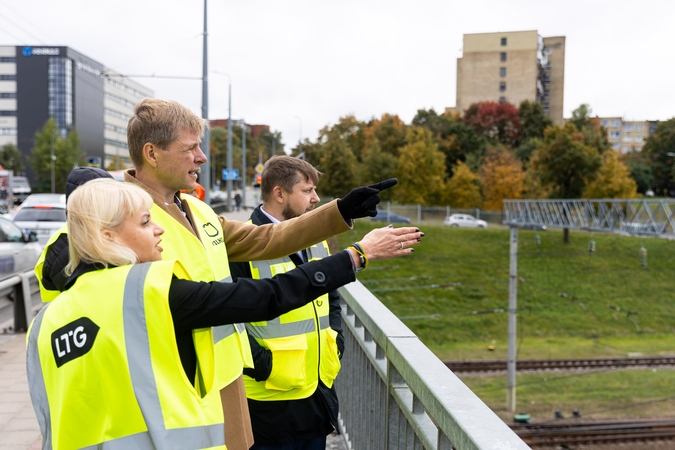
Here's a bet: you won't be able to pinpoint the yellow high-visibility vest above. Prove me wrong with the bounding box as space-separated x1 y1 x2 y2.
152 195 253 389
244 240 342 401
26 261 225 450
34 224 68 302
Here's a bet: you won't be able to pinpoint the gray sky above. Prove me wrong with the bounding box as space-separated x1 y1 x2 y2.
1 0 674 151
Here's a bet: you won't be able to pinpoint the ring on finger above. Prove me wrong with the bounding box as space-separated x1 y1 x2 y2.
400 241 404 250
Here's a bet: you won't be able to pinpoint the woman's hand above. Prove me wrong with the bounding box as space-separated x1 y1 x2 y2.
358 225 424 261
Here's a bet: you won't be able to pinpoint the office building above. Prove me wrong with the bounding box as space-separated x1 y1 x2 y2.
598 117 659 153
0 45 153 178
448 30 566 125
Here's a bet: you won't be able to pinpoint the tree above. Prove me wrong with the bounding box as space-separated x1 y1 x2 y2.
29 119 84 193
532 123 602 243
518 100 553 144
533 123 602 199
364 113 407 159
643 118 675 196
0 143 25 174
568 104 610 152
359 139 398 201
444 161 481 208
462 101 521 147
479 148 525 210
583 150 638 199
620 151 654 195
412 108 487 176
318 130 357 199
318 115 367 162
393 127 446 205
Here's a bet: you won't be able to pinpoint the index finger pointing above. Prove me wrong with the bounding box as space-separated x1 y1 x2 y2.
368 178 398 192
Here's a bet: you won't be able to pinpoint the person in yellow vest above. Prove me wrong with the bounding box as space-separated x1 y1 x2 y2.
27 179 424 450
230 156 358 449
122 98 405 450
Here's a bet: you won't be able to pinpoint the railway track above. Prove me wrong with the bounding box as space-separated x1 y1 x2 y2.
510 419 675 447
444 356 675 373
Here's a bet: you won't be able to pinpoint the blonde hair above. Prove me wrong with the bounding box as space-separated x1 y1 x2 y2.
65 179 154 275
127 98 208 168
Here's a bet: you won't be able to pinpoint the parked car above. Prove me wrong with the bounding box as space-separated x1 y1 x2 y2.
11 176 32 204
444 214 488 228
370 210 411 224
11 193 65 218
12 202 67 247
0 216 41 280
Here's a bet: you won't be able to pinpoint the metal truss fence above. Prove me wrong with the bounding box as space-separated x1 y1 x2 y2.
503 199 675 237
335 281 529 450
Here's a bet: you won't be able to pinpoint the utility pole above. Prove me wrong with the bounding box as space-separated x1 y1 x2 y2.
226 83 233 211
200 0 211 204
241 122 246 210
506 226 518 413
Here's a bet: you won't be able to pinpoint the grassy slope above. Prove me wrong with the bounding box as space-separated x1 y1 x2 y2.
334 220 675 419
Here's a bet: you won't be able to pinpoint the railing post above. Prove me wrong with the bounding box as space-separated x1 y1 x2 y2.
13 272 33 332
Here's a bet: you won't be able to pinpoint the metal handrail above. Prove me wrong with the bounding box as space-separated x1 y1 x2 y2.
1 269 36 332
336 280 530 450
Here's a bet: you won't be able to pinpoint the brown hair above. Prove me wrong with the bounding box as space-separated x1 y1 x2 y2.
127 98 208 168
65 179 154 275
260 155 321 203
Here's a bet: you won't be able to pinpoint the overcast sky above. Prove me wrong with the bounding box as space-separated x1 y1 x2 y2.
1 0 674 152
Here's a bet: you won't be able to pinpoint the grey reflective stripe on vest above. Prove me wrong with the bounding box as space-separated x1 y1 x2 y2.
246 313 329 340
120 263 225 449
212 275 244 344
307 243 329 260
26 303 53 450
250 256 292 279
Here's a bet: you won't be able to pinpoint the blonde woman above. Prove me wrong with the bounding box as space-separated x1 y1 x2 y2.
26 179 423 450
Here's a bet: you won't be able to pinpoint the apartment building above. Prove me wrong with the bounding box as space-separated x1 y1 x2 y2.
448 30 566 125
598 117 659 153
0 45 152 178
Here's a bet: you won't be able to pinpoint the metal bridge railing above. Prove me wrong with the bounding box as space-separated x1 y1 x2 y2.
503 198 675 237
336 281 529 450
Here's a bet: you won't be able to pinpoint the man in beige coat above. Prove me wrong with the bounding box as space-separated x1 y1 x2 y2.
124 98 395 450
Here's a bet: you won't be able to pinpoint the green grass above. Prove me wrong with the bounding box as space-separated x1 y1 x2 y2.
463 369 675 421
333 221 675 419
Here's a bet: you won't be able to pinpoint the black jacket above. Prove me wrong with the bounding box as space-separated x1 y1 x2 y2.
229 205 345 445
50 244 355 388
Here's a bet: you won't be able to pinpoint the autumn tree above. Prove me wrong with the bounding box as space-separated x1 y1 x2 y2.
532 123 602 242
359 139 398 201
620 150 653 195
533 123 603 199
393 127 446 205
444 161 481 208
318 129 358 198
0 143 25 174
479 148 525 210
462 101 521 147
583 150 638 199
568 104 610 152
29 119 84 193
643 118 675 196
318 115 367 162
364 113 407 159
518 100 553 143
412 108 487 176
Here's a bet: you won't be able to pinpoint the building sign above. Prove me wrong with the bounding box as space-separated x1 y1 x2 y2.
22 46 60 57
76 61 102 77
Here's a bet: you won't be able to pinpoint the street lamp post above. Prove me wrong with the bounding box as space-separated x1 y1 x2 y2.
200 0 211 205
50 128 57 194
242 122 247 210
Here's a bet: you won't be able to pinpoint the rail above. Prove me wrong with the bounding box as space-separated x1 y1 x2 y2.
336 280 530 450
0 269 37 332
445 356 675 373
